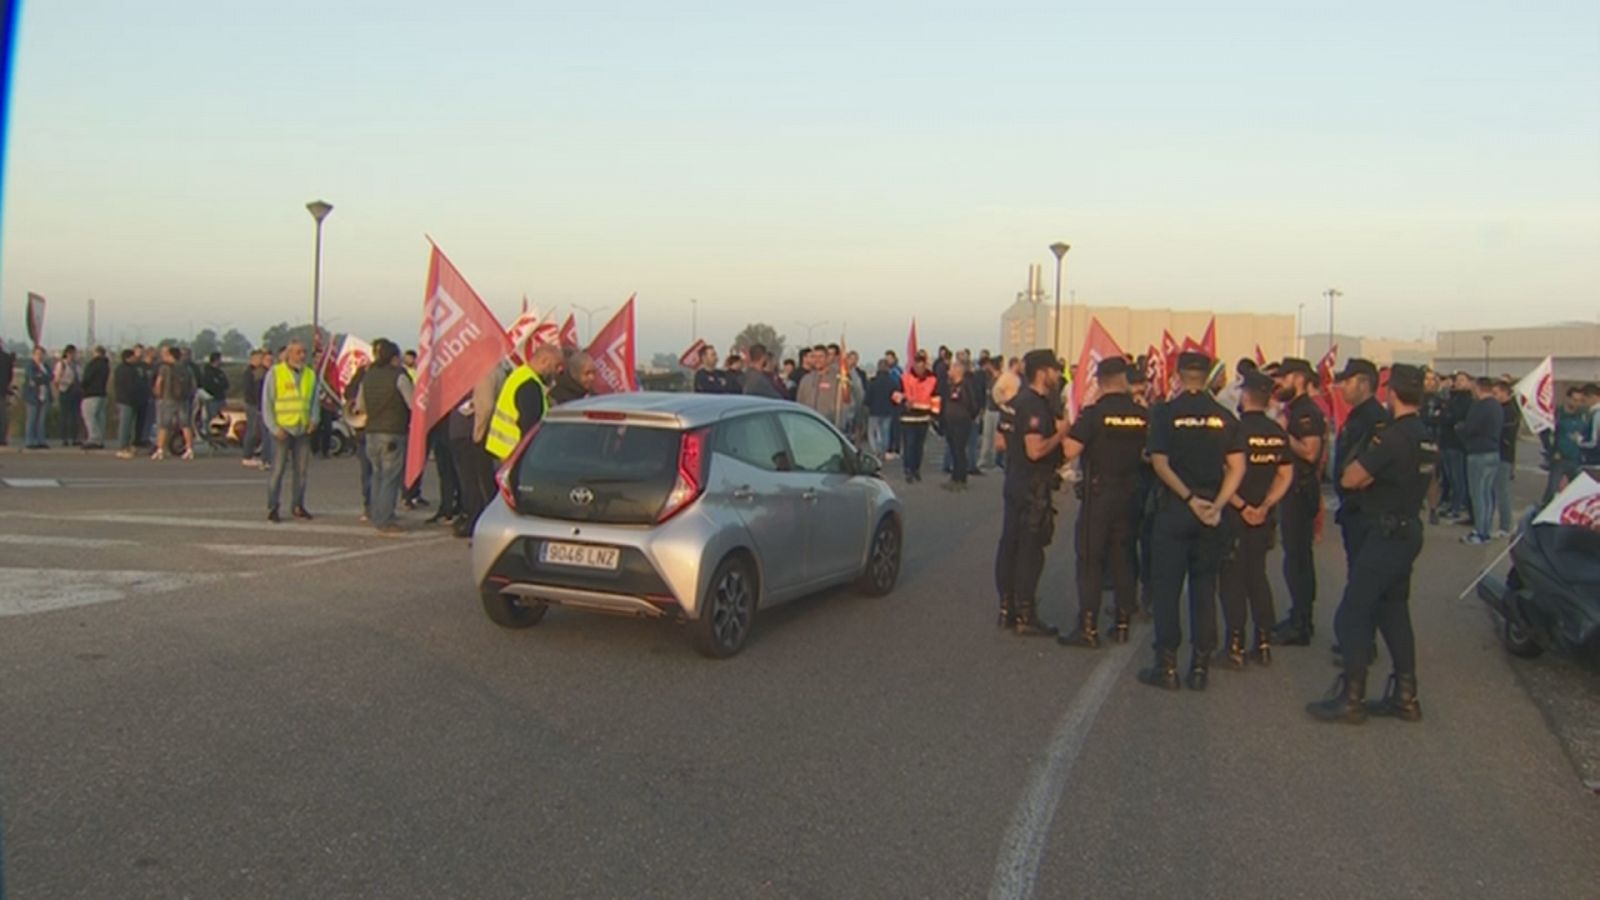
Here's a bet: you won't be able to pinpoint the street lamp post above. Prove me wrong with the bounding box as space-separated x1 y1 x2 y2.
794 320 830 345
1323 288 1341 358
1296 302 1305 357
1482 335 1493 376
572 304 610 338
1049 242 1070 358
690 298 699 343
306 200 333 349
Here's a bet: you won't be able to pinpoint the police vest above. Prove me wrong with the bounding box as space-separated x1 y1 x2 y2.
273 363 316 430
486 366 547 459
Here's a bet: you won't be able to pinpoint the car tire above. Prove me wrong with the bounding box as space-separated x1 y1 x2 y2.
481 586 548 629
689 555 757 659
855 515 901 597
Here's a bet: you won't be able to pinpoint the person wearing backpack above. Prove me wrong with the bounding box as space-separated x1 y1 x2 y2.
152 345 198 460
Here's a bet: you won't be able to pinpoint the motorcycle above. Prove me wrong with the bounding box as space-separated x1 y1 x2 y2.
1475 475 1600 668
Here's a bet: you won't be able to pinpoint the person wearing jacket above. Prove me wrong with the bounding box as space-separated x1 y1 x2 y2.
262 339 321 522
939 361 982 490
796 350 864 434
79 346 110 449
1456 376 1504 545
353 339 414 535
0 342 14 447
550 351 597 405
865 359 899 457
894 351 941 482
53 344 83 446
200 352 230 425
1438 372 1474 518
23 346 52 449
112 349 142 458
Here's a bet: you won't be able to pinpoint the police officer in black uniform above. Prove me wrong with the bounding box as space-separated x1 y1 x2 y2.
1271 358 1327 645
1128 363 1158 621
1333 358 1389 570
1058 357 1149 648
1218 371 1294 667
993 350 1066 637
1138 351 1247 691
1308 363 1433 724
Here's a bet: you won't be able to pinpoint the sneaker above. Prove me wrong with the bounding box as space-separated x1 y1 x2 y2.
1461 533 1489 546
115 449 135 460
1491 529 1510 540
181 448 195 461
376 524 407 538
151 449 166 461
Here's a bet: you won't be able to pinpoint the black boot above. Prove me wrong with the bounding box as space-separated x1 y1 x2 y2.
1366 673 1423 722
1137 650 1181 691
1306 672 1368 724
1219 630 1246 670
1111 612 1131 645
1058 611 1101 649
997 595 1016 629
1013 600 1058 638
1250 628 1273 667
1186 653 1210 691
1272 611 1312 646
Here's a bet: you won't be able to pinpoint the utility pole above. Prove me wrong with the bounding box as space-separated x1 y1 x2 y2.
86 298 96 347
1323 288 1342 358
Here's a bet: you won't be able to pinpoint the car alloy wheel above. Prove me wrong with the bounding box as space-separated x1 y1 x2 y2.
870 524 899 591
710 567 753 651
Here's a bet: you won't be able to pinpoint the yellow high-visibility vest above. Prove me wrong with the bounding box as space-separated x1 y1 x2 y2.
486 366 546 459
273 362 316 430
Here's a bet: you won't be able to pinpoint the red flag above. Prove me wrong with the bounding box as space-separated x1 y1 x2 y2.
1145 344 1166 404
1160 330 1180 398
321 335 374 400
26 292 46 347
559 314 579 350
1314 344 1349 431
679 338 708 369
1199 317 1217 359
587 295 639 394
407 243 513 486
906 318 919 364
1254 344 1267 366
1070 317 1125 420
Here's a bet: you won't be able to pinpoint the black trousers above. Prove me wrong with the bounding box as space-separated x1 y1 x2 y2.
945 419 973 484
1332 518 1422 680
1149 495 1229 655
1279 483 1318 623
453 438 496 525
995 486 1054 605
1222 511 1276 634
1075 482 1138 619
1338 506 1371 575
431 427 461 517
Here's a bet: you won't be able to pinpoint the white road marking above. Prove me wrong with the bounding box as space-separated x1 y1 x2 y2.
282 537 453 570
2 478 63 488
197 544 339 558
0 534 139 549
990 640 1139 900
8 512 429 539
0 567 222 617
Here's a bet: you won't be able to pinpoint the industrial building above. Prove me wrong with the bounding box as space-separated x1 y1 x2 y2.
1432 323 1600 384
997 265 1294 369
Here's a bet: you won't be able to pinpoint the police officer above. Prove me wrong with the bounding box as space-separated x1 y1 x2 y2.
1308 363 1433 724
1058 357 1149 648
1139 351 1247 691
1270 357 1327 646
1332 358 1389 569
993 350 1067 637
1218 371 1294 667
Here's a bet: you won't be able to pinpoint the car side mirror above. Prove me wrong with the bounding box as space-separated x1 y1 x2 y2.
857 451 883 478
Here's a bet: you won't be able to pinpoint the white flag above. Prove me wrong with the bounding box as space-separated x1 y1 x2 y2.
1534 472 1600 531
1512 356 1556 434
506 307 560 363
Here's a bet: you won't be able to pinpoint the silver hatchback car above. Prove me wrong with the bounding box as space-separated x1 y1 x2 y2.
472 392 904 657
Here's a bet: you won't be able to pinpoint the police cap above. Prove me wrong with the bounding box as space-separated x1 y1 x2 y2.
1096 356 1129 380
1334 358 1379 382
1389 363 1425 393
1277 357 1315 378
1241 371 1275 395
1176 351 1211 373
1023 349 1063 379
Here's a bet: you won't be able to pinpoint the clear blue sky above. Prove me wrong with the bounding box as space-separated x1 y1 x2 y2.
2 0 1596 357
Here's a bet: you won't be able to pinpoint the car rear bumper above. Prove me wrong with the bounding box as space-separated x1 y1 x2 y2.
493 581 675 618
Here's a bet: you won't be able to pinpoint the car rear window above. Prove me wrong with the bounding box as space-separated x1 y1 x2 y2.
514 421 681 524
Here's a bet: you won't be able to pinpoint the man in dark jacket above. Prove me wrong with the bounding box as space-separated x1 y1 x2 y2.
939 360 982 490
865 359 899 457
200 352 230 425
112 350 142 457
0 342 14 446
1438 371 1473 518
549 352 597 405
740 344 785 399
1491 380 1519 537
79 346 111 449
1456 376 1503 545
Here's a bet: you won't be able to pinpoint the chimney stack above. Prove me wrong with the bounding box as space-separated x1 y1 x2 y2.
1027 264 1043 303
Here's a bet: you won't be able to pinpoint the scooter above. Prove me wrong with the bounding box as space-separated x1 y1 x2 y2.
1476 512 1600 668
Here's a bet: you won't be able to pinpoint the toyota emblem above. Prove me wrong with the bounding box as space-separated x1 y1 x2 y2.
569 486 595 506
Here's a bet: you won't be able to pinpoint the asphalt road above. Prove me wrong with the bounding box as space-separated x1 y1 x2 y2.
1 445 1597 899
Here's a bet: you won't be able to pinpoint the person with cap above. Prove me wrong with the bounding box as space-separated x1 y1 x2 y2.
1138 350 1246 691
1308 364 1433 724
1127 361 1160 620
1218 371 1294 667
1332 359 1390 572
993 349 1068 636
1270 357 1328 646
1057 356 1149 649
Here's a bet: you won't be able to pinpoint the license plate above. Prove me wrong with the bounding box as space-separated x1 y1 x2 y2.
540 541 620 570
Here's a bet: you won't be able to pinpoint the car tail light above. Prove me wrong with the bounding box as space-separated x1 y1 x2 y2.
657 428 710 523
583 410 627 421
494 423 542 511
